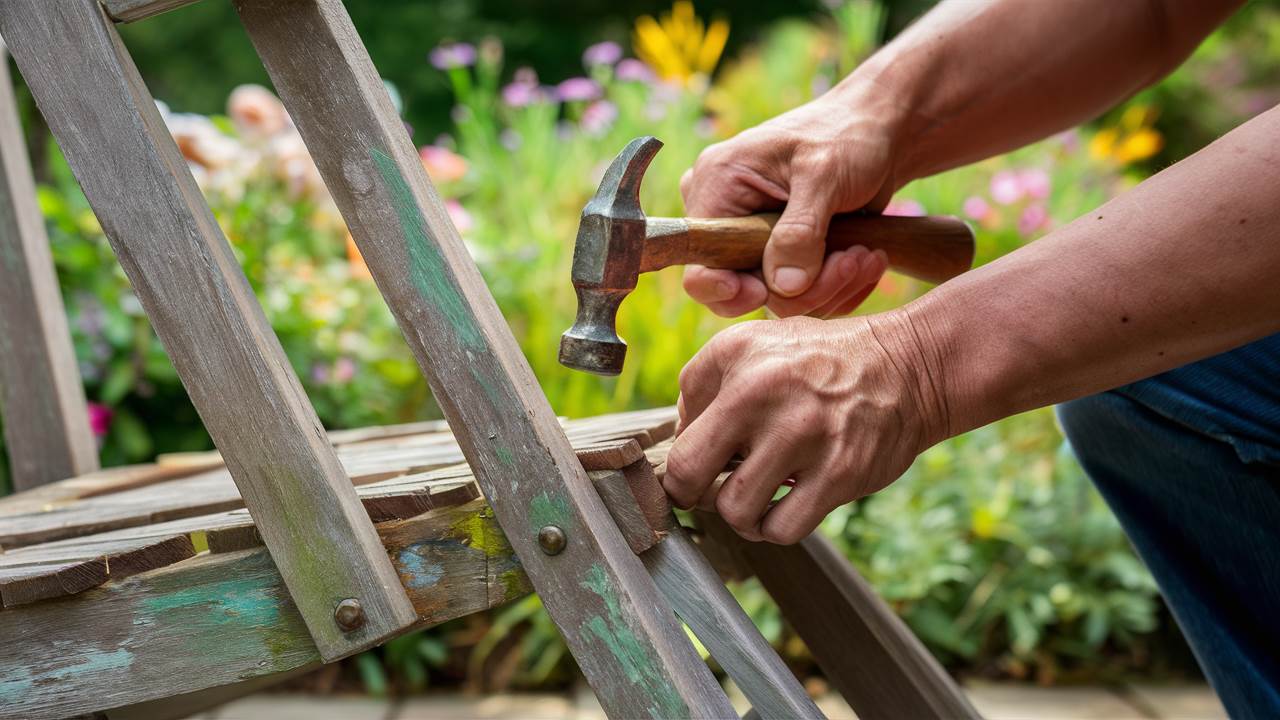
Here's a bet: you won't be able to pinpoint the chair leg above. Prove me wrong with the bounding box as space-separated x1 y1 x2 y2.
698 513 982 720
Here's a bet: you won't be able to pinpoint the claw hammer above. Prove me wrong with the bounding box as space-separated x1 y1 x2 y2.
558 136 976 376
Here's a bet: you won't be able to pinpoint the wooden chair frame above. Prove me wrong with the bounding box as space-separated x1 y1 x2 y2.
0 2 981 718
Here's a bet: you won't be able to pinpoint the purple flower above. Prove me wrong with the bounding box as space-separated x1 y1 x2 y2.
87 402 113 438
1018 203 1049 235
583 41 623 68
429 42 477 70
962 195 990 220
581 100 618 135
990 170 1023 205
502 81 541 107
616 58 655 83
1020 169 1051 200
556 77 602 102
884 199 926 217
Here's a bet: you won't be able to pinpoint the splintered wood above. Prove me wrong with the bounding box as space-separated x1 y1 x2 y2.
0 407 676 609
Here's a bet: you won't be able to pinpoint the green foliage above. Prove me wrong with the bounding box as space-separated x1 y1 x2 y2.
5 0 1277 693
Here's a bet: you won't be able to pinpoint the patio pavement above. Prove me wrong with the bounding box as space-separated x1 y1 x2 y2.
198 682 1227 719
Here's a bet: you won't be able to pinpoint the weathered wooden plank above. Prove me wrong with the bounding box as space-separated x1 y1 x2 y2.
643 529 823 720
0 44 99 492
234 3 731 716
698 515 980 720
0 0 416 661
0 413 677 549
0 499 531 720
99 0 205 23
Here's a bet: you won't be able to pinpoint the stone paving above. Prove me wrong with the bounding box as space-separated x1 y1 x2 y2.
198 682 1227 719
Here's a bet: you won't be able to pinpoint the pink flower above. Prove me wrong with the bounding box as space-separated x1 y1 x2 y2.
990 171 1023 205
616 59 655 83
228 84 289 138
419 145 468 183
333 357 357 384
446 200 474 234
884 199 925 217
1020 169 1051 200
962 195 990 221
501 81 543 107
581 100 618 135
87 402 113 438
1018 203 1049 235
429 43 477 70
556 77 602 102
583 41 623 67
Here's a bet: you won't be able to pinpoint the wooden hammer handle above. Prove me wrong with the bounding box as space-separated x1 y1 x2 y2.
641 213 975 285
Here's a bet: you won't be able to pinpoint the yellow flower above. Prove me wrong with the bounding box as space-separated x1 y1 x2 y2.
1089 104 1163 166
634 1 729 86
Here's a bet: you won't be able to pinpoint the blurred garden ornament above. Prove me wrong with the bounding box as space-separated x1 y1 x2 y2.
0 2 978 719
559 136 977 376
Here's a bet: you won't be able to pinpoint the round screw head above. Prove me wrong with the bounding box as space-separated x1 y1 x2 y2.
334 598 365 632
538 525 567 555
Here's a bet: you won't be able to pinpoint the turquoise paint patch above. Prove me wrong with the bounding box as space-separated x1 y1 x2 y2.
494 446 515 467
397 542 447 589
528 491 572 534
369 147 486 352
143 574 281 629
0 648 133 704
579 564 689 719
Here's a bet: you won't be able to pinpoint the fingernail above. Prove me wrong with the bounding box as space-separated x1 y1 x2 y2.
772 266 808 294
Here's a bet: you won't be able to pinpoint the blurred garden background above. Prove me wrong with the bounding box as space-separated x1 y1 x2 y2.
3 0 1280 699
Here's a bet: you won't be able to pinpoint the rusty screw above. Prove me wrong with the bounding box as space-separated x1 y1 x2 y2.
334 598 365 632
538 525 567 555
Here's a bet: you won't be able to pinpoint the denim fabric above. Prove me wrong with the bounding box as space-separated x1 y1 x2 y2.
1057 335 1280 719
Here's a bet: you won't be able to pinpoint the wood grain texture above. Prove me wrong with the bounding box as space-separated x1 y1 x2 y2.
234 3 733 717
99 0 204 23
643 529 823 720
641 214 975 284
0 47 99 492
0 499 530 720
0 0 415 661
698 514 980 720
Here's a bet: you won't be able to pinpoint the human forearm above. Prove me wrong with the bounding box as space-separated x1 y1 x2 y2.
896 105 1280 440
836 0 1241 183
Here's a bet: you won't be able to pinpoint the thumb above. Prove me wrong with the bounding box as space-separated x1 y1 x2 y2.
763 177 836 298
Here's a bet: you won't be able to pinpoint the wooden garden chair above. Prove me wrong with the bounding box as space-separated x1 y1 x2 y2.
0 2 981 718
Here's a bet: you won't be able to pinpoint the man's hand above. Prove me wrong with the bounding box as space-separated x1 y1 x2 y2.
680 87 902 318
662 313 947 544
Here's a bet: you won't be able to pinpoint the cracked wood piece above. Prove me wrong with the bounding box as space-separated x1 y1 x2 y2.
0 0 415 661
234 2 732 716
0 534 193 608
0 44 98 491
698 514 980 720
0 499 532 720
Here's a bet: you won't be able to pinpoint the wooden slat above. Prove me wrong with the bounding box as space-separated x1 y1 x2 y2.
0 499 532 720
0 411 677 549
0 0 415 661
99 0 205 23
698 514 980 719
233 3 731 715
0 44 99 491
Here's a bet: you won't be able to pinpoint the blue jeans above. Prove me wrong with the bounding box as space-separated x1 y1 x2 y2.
1058 334 1280 719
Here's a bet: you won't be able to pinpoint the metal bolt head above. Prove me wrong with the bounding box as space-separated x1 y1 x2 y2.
538 525 567 555
334 598 365 632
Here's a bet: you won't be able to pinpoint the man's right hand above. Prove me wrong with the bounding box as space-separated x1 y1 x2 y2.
680 84 906 318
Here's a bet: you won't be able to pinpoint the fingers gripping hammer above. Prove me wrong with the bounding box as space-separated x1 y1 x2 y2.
558 136 976 376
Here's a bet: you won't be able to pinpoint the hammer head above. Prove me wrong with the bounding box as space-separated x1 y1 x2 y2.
559 136 663 375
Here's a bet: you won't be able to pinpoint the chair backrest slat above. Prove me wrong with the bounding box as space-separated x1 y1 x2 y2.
0 45 99 491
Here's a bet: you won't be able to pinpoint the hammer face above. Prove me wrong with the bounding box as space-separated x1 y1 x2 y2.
559 287 629 375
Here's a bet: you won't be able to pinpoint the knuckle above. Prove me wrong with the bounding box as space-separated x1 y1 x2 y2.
762 523 806 545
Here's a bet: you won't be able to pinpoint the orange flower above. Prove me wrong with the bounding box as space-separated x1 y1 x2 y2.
346 232 372 280
228 84 290 139
419 145 469 184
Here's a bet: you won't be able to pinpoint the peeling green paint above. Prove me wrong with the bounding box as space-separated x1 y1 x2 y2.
579 564 688 719
370 147 485 351
494 446 515 467
529 491 572 534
